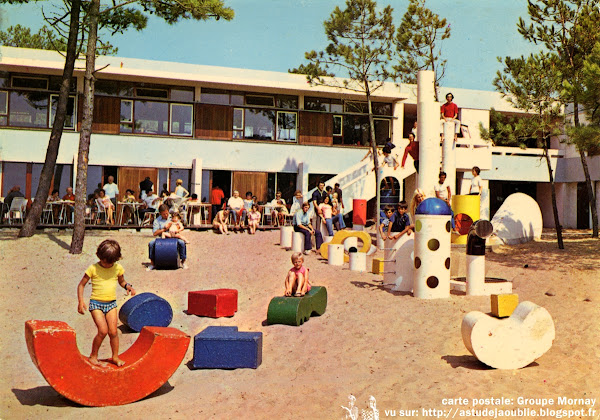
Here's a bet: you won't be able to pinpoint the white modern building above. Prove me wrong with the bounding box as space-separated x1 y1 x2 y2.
0 46 597 228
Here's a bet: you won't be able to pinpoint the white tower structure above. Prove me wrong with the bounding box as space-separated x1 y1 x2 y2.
416 71 441 197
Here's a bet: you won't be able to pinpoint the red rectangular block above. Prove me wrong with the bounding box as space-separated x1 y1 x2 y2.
188 289 238 318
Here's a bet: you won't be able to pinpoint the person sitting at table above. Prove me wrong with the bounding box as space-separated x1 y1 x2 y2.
227 190 246 231
1 185 25 223
121 189 138 225
62 186 76 223
138 190 160 223
47 189 61 221
48 189 60 202
98 189 115 225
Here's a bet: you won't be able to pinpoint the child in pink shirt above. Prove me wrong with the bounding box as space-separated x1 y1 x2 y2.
318 195 334 236
285 252 311 297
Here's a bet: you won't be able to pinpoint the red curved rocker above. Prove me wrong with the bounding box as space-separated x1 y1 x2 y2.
25 320 190 407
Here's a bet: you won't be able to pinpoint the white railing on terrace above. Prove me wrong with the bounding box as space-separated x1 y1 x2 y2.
491 146 563 159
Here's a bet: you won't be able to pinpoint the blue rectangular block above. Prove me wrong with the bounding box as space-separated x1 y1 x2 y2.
193 326 262 369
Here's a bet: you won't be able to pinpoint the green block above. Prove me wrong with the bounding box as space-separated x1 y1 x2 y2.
267 286 327 326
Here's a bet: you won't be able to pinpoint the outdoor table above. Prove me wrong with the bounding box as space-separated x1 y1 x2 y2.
117 201 143 226
185 202 210 226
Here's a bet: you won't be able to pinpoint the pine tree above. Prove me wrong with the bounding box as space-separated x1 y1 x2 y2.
295 0 396 243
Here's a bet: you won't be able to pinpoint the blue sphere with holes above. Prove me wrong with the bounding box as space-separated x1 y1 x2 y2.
415 197 452 215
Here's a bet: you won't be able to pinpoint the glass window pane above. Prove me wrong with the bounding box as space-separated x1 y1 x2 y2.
95 80 120 96
233 130 243 139
170 103 193 136
9 91 48 127
277 111 297 141
201 88 229 105
0 91 7 114
0 71 9 88
120 100 133 123
304 97 329 112
343 115 369 146
120 123 132 133
136 87 169 99
373 102 392 116
230 93 244 106
246 95 274 107
12 76 48 90
50 94 76 129
171 88 194 102
48 76 77 92
375 119 390 145
0 116 7 126
278 95 298 109
134 100 168 135
119 83 135 97
345 101 368 114
331 99 343 113
244 108 275 140
233 108 244 130
333 115 342 136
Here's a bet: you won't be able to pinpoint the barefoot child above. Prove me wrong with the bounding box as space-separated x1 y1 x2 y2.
77 239 135 366
285 252 311 297
162 212 190 243
248 204 261 234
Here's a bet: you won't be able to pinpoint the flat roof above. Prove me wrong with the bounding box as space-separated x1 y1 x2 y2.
0 46 521 111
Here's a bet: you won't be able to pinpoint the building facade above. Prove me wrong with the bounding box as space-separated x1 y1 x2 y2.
0 46 598 228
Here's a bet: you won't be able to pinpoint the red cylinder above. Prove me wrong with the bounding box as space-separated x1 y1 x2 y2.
352 199 367 225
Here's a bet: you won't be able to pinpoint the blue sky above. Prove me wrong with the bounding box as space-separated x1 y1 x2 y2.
1 0 539 92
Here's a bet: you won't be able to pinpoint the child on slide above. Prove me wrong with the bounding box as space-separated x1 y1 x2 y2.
285 252 311 297
77 239 136 366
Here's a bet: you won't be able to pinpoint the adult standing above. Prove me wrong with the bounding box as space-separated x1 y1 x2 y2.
174 179 189 198
293 201 323 255
103 175 119 207
311 181 328 232
440 92 461 141
401 133 419 173
210 185 225 221
139 176 153 200
147 204 187 270
470 166 483 195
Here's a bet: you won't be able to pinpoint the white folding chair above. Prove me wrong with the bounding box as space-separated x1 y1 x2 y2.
7 197 27 224
42 202 54 224
95 199 107 224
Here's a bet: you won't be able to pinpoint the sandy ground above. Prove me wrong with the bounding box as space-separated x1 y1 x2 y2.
0 227 599 420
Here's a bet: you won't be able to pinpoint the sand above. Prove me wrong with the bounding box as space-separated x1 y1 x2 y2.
0 228 598 419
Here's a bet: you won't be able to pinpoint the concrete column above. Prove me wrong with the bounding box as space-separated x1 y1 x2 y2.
191 158 202 195
564 183 578 228
297 162 309 199
442 121 456 194
72 154 78 192
416 71 441 197
392 101 404 146
480 179 490 220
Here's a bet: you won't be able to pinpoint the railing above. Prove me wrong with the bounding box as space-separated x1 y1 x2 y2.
491 146 563 158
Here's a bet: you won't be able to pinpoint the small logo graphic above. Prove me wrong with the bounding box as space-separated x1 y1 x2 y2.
341 394 358 420
340 395 379 420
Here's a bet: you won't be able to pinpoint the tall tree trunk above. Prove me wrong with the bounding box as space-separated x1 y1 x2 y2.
365 82 381 247
543 143 564 249
70 0 100 254
18 0 81 237
573 102 598 237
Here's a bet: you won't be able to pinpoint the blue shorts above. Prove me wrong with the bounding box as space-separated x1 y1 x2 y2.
89 299 117 314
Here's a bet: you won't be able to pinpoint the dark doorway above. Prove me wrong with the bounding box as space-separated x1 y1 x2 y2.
488 181 537 219
102 166 119 185
211 170 231 199
577 182 590 229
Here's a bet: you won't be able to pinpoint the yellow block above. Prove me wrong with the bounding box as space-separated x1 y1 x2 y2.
452 194 480 244
372 258 384 274
491 294 519 318
319 230 372 263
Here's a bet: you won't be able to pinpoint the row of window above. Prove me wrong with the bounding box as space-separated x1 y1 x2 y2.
0 73 393 144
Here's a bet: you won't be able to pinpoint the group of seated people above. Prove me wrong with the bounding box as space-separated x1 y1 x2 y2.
210 183 347 244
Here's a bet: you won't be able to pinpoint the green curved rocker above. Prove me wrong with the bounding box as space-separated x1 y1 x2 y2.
267 286 327 326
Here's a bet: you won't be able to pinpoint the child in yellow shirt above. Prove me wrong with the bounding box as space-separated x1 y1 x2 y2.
77 239 136 366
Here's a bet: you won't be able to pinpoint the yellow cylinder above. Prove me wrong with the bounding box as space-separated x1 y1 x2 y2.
452 195 480 244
